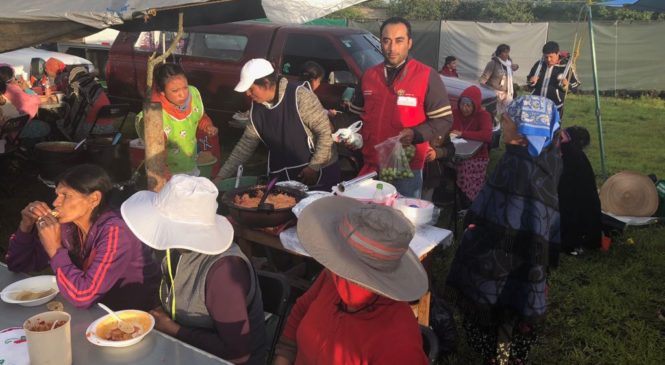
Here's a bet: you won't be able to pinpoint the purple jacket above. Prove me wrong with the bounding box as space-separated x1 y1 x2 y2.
6 209 160 310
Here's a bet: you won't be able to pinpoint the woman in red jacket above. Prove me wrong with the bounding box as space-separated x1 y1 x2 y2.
450 86 493 203
273 197 428 365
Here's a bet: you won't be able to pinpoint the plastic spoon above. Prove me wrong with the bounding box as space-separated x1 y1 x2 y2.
111 132 122 146
234 164 244 188
98 303 134 334
74 138 86 150
50 320 59 330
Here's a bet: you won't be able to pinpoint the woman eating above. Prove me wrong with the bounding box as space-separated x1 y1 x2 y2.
6 164 161 310
215 58 338 191
445 95 562 365
136 63 220 176
479 44 519 114
121 175 267 364
450 85 493 204
273 196 428 364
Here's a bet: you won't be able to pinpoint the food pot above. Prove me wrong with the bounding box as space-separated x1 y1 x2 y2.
221 185 307 228
85 137 132 182
35 141 86 181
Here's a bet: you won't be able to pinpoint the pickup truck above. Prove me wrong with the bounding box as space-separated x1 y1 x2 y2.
106 21 497 128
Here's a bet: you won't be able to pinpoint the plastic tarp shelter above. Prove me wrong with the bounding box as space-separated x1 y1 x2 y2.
0 0 363 52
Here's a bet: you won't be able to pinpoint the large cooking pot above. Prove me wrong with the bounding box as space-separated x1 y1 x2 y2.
35 141 86 181
221 185 307 228
85 137 132 182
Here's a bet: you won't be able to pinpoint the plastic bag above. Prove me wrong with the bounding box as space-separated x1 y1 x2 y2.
332 120 363 149
374 135 415 182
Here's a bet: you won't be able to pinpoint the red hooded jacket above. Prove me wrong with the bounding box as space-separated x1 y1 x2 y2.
451 86 493 159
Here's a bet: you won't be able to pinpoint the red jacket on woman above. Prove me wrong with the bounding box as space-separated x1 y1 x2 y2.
275 269 428 365
451 86 493 159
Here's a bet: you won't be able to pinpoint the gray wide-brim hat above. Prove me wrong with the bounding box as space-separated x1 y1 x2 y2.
297 196 428 302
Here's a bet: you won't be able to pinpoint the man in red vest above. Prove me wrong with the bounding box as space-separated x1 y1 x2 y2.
349 17 453 198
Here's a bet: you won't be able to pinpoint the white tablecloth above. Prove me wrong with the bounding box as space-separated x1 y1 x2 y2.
280 224 453 258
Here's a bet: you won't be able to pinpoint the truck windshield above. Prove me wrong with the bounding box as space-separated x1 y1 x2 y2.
338 34 384 73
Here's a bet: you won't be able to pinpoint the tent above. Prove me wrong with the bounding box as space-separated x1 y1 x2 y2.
0 0 363 52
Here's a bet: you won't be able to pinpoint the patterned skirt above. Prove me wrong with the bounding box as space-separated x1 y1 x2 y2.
456 156 489 202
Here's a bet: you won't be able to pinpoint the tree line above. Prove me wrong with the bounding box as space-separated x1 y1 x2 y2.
333 0 665 22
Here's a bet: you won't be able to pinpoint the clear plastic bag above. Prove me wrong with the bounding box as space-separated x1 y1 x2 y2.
374 135 414 182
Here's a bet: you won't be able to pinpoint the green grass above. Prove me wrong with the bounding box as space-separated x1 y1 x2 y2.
433 94 665 364
565 94 665 180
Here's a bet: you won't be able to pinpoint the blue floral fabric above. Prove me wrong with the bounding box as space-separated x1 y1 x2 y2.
506 95 560 157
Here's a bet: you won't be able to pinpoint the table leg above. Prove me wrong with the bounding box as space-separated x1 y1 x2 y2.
236 237 253 258
416 291 431 326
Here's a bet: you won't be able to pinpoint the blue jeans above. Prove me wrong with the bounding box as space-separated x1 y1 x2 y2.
392 169 423 198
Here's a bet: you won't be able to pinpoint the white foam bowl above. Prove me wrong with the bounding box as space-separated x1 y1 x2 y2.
332 179 397 203
1 275 60 307
85 310 154 348
393 198 435 226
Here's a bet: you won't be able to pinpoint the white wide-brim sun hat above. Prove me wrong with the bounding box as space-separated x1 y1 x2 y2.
121 175 233 255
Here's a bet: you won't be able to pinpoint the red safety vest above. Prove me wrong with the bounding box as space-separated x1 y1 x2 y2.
359 59 431 175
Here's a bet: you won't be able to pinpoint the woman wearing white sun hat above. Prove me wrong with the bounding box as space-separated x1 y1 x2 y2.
121 175 267 364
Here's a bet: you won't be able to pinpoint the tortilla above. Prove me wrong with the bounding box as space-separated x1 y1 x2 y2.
46 301 64 311
13 288 56 301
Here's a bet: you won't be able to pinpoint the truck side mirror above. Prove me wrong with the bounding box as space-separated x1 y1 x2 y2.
328 70 356 85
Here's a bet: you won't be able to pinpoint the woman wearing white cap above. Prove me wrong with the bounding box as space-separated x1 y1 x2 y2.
121 175 267 364
214 58 339 190
273 196 429 364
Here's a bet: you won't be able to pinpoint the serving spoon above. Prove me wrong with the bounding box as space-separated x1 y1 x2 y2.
97 302 135 334
257 176 279 211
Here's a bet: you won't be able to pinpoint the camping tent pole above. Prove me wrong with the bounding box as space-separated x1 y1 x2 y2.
587 3 608 179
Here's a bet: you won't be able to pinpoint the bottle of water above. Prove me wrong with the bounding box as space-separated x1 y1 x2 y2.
372 183 386 205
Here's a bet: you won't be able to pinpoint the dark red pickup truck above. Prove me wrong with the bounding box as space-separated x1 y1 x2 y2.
106 21 497 126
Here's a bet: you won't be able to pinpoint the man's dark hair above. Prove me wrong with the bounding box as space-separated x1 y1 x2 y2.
495 44 511 57
380 17 412 39
542 41 560 55
0 66 15 83
444 56 457 66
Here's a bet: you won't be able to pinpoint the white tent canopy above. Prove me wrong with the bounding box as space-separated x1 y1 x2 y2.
0 0 363 51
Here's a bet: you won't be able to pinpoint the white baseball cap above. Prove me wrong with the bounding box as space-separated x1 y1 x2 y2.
234 58 275 92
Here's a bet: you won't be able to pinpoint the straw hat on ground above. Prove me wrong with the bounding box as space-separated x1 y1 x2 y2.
599 171 658 217
297 196 428 302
